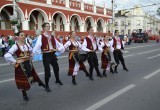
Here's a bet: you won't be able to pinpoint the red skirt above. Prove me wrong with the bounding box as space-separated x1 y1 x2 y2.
101 51 109 69
68 52 76 76
15 62 41 91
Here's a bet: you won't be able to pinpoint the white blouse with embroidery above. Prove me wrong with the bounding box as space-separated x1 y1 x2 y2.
4 43 32 63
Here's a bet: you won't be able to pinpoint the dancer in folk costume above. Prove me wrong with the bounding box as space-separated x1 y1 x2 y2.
64 31 89 85
4 31 45 101
99 35 114 77
32 23 65 92
78 35 89 77
81 27 102 80
109 30 128 73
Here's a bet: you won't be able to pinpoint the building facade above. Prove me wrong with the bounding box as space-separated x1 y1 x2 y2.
0 0 112 36
115 5 160 35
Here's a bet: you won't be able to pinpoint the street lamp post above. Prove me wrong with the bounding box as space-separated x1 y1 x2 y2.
111 0 115 37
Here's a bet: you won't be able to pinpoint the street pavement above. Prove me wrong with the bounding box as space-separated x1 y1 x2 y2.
0 41 160 110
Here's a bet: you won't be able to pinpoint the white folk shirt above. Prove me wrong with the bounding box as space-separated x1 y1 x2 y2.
4 43 32 63
81 35 97 52
98 41 111 52
109 36 125 52
32 34 65 54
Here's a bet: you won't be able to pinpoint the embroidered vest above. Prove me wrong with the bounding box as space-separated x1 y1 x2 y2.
86 37 94 50
41 34 56 52
15 43 30 58
69 41 78 50
113 38 124 50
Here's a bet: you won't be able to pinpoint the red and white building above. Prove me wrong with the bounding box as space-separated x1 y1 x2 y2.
0 0 112 36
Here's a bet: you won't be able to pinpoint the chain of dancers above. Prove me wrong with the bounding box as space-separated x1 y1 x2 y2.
4 22 128 101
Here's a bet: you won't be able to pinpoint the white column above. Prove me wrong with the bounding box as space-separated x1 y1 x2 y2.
81 1 84 11
104 8 106 15
46 0 52 4
22 20 29 30
80 24 85 32
103 26 106 33
49 22 52 31
64 23 70 31
93 25 97 32
65 0 70 8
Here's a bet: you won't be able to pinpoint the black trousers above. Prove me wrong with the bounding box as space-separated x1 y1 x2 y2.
87 52 100 77
1 48 5 57
113 50 126 68
43 52 59 87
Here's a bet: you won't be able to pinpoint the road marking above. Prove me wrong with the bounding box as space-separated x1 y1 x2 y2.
0 78 14 83
85 84 136 110
125 44 156 50
124 54 134 57
144 69 160 79
137 48 160 55
147 54 160 59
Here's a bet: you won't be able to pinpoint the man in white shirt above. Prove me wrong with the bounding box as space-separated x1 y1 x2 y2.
82 27 102 80
32 22 65 92
109 30 128 73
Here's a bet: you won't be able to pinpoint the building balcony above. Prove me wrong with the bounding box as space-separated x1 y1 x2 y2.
69 0 81 10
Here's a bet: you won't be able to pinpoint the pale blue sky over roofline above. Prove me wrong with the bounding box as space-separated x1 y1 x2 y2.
83 0 160 18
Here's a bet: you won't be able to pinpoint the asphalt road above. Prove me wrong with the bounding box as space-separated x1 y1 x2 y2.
0 41 160 110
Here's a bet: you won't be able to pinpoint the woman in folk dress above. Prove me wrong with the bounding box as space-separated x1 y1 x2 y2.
4 31 45 101
99 35 113 77
64 31 89 85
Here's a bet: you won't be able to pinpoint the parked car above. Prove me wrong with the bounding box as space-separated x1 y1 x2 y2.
133 33 148 43
149 35 157 40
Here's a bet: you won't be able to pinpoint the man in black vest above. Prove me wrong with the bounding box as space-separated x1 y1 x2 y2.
32 23 65 92
109 30 128 73
82 27 102 80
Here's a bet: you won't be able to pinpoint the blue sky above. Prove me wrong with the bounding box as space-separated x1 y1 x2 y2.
84 0 160 18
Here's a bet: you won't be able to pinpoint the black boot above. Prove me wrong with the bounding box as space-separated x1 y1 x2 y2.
22 90 29 101
38 81 46 88
114 65 118 73
55 80 63 85
103 70 107 77
110 67 114 74
45 86 51 92
121 61 129 71
89 67 94 80
82 69 89 77
72 76 77 85
95 67 102 77
45 78 51 92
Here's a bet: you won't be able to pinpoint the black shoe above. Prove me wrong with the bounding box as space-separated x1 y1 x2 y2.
55 80 63 85
97 74 103 77
123 68 129 71
89 77 94 80
110 69 114 74
38 82 46 88
103 73 107 77
86 74 89 77
72 80 77 85
45 87 51 92
23 96 29 101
